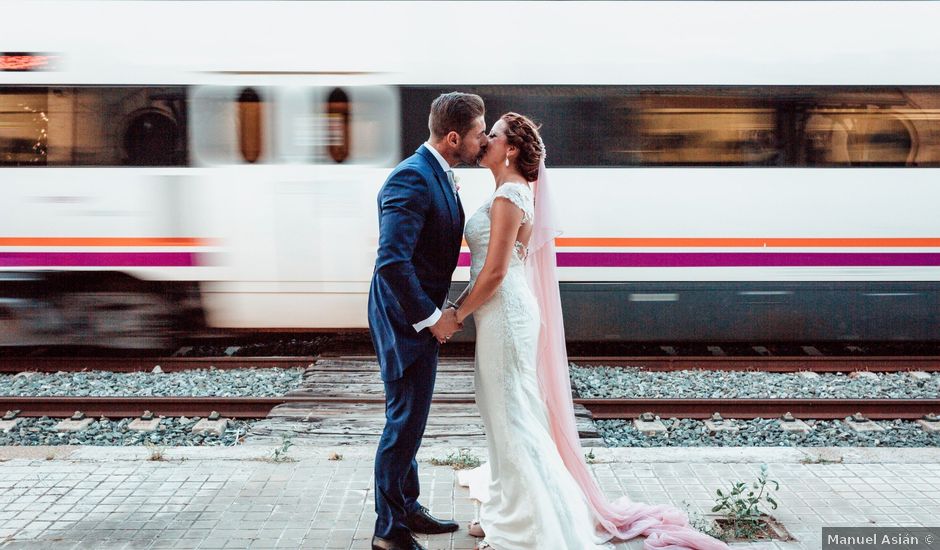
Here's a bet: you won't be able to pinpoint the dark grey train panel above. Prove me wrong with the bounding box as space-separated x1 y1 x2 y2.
449 281 940 342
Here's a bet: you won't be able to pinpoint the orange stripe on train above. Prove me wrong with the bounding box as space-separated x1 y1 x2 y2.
0 237 209 247
460 237 940 248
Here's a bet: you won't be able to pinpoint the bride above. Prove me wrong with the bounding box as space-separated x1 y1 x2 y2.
449 113 729 550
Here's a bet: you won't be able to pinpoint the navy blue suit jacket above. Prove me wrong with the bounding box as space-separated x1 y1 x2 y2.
368 146 465 381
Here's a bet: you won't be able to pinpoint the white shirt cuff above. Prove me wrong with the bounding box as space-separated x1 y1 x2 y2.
413 308 442 332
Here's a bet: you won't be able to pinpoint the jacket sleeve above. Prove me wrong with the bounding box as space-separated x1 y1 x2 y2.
374 168 439 326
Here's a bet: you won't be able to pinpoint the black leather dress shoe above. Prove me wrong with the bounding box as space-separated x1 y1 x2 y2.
404 505 460 534
372 534 426 550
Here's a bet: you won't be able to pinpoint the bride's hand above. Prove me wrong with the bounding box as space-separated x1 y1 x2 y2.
432 308 462 344
445 305 465 327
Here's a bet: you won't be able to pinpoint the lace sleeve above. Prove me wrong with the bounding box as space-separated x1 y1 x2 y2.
493 183 534 225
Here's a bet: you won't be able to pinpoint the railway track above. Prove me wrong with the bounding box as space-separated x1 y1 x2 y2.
578 398 940 420
1 355 936 428
5 354 939 373
0 356 318 373
569 356 940 372
2 395 937 420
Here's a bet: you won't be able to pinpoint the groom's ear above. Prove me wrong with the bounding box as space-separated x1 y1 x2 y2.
446 130 460 148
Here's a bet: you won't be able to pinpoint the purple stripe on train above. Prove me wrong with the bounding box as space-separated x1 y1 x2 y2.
456 252 940 268
0 252 198 268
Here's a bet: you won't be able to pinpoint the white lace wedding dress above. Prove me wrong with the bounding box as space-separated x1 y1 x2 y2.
459 182 612 550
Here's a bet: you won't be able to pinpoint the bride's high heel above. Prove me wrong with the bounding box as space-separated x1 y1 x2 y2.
468 499 486 537
468 520 485 538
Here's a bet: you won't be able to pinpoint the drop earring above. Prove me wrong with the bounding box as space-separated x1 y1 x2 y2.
505 155 510 167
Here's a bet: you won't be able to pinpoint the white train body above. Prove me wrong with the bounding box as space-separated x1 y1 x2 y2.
2 1 940 344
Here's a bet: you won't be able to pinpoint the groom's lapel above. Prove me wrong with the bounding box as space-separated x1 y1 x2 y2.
416 146 458 223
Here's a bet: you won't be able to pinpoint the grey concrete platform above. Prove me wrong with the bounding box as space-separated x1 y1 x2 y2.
0 446 938 550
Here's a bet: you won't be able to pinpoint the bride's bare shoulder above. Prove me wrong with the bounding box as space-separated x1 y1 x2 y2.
492 182 534 224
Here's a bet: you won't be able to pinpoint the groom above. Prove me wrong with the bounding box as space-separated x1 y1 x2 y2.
368 92 487 550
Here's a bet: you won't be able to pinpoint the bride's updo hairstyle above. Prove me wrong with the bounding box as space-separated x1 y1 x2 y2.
501 112 544 182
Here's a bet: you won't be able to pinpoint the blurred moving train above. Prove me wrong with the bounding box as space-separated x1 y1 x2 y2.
2 1 940 348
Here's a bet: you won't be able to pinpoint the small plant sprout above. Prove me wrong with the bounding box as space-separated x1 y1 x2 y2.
710 464 783 541
429 448 482 470
270 434 295 463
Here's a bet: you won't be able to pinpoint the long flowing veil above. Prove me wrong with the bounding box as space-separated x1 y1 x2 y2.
525 160 729 550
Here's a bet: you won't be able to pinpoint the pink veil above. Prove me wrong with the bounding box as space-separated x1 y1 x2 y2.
525 160 729 550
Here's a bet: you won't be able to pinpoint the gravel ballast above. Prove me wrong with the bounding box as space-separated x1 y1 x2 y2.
0 368 302 447
569 365 939 447
570 365 940 399
0 417 254 447
0 368 304 397
596 418 940 448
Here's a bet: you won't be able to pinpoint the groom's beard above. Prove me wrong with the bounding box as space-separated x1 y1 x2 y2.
455 144 484 167
460 151 484 166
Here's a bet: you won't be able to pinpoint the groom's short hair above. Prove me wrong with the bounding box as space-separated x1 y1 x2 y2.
429 92 485 140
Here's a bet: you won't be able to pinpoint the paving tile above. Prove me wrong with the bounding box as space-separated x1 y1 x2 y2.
0 449 938 550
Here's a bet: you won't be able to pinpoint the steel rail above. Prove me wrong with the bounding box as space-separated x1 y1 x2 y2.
1 396 937 420
568 356 940 372
0 357 319 373
0 396 476 418
578 398 940 420
4 355 939 374
0 396 296 418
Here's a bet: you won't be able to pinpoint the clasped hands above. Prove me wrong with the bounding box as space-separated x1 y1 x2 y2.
430 306 463 344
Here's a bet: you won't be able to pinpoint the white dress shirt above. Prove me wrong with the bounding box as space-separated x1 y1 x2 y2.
412 142 453 333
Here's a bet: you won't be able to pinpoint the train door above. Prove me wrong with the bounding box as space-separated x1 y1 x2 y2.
270 85 399 328
190 84 399 329
190 84 283 328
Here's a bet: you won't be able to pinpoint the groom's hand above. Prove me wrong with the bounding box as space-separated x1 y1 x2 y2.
430 308 462 343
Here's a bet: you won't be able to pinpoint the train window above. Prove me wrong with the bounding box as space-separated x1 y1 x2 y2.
326 88 350 163
0 86 187 167
238 88 264 164
804 109 914 166
401 86 613 167
190 86 271 165
124 110 182 166
0 87 47 166
313 86 399 165
612 104 780 166
400 86 940 168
